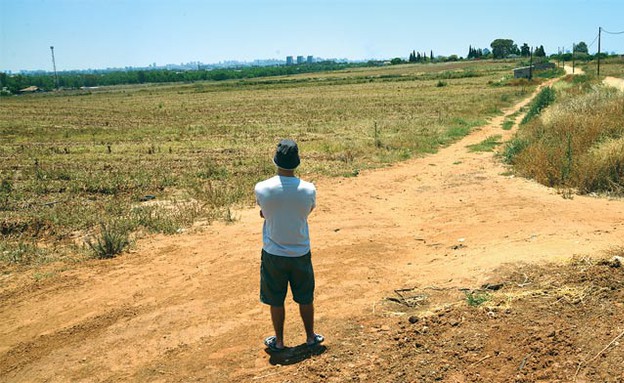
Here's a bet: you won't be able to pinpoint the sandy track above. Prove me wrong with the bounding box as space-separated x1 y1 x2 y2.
604 76 624 91
1 76 623 382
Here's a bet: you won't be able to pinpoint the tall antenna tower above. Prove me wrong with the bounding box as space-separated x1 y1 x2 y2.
50 46 59 90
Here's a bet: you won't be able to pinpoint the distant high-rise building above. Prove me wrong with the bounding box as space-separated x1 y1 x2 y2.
286 56 294 65
307 56 313 64
296 56 304 64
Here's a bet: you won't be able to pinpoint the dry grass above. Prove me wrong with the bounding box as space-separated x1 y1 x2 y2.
0 60 532 264
583 56 624 78
507 82 624 193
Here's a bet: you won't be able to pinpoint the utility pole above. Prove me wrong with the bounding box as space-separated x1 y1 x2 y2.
50 46 59 90
572 43 575 74
597 27 602 76
529 46 533 80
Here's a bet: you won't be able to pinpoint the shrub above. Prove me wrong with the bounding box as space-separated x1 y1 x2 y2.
521 86 555 125
87 221 131 259
577 137 624 194
503 137 529 164
509 86 624 194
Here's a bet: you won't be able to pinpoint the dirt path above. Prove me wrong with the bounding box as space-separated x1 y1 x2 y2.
564 64 583 75
604 76 624 91
2 76 624 382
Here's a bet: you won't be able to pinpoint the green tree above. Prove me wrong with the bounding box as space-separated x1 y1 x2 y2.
535 45 546 57
520 43 530 57
490 39 519 59
574 41 588 54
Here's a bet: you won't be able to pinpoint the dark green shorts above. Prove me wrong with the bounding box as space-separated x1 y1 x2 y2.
260 249 315 307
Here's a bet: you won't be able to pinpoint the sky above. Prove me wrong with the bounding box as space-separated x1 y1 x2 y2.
1 0 623 72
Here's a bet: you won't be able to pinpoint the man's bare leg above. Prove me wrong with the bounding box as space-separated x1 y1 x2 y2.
270 306 285 349
299 303 316 343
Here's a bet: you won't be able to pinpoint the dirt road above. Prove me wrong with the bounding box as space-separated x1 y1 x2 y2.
1 76 623 382
604 76 624 91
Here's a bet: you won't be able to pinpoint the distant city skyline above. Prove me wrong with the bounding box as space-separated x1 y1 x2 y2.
1 0 623 73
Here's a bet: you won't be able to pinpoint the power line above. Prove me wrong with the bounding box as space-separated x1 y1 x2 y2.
587 33 599 49
601 28 624 35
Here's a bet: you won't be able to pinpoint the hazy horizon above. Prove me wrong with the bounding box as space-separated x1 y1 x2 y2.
2 0 623 73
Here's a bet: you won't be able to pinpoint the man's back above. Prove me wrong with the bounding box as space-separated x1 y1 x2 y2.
255 175 316 257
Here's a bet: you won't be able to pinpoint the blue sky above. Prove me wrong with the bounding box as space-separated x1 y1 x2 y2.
1 0 623 72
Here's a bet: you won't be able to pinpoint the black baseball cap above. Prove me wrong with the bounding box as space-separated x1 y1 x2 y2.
273 139 300 170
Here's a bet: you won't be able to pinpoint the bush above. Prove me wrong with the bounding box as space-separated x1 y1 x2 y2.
509 86 624 194
503 137 529 164
87 221 131 259
577 137 624 194
521 86 555 125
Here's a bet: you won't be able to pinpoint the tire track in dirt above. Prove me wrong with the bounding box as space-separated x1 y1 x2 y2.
2 75 624 382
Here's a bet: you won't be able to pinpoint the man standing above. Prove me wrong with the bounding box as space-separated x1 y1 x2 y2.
255 139 324 352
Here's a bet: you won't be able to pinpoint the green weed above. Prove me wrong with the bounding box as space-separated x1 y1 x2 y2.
502 119 514 130
467 135 502 152
503 137 529 164
521 86 555 125
86 221 131 259
465 291 491 307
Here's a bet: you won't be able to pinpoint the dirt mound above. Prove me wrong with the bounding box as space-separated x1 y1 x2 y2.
291 256 624 383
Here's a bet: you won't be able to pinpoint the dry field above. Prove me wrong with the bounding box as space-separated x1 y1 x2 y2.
1 60 529 264
582 56 624 78
1 62 624 382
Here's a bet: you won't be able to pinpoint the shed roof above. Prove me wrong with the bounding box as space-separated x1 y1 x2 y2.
19 86 40 92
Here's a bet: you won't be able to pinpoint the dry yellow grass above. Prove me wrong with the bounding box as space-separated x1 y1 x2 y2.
508 81 624 193
0 60 532 263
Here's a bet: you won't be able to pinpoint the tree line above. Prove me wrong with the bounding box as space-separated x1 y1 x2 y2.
0 61 370 94
408 50 434 63
1 38 614 94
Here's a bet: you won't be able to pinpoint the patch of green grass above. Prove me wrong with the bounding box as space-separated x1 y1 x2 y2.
502 119 514 130
534 67 565 79
503 137 529 164
467 135 503 152
521 86 555 125
465 291 491 307
33 271 56 281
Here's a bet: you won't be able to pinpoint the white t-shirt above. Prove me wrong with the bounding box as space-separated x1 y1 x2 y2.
254 175 316 257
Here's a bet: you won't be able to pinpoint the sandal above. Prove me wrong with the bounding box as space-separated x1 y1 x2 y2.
306 333 324 347
263 336 285 352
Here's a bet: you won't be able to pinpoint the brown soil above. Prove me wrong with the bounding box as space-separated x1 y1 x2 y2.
2 77 624 383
